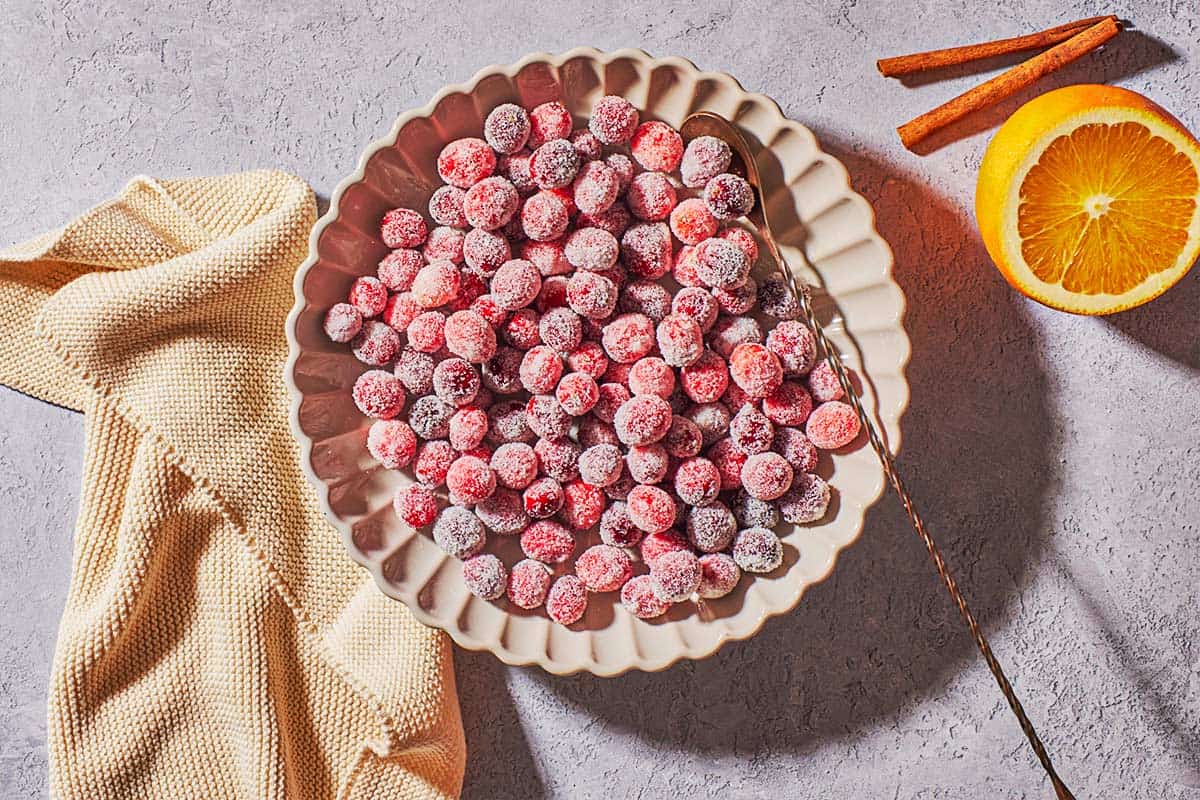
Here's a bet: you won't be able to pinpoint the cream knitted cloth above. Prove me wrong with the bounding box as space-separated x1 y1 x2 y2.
0 171 465 799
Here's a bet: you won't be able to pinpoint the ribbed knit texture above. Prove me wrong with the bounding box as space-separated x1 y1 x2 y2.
0 171 465 800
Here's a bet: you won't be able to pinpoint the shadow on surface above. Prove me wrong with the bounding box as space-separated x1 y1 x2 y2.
903 29 1178 154
522 134 1060 762
1104 268 1200 370
455 652 547 800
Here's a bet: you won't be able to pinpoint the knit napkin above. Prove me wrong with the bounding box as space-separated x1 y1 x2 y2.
0 171 465 799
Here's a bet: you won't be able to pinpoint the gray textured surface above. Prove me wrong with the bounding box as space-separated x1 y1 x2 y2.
1 2 1198 798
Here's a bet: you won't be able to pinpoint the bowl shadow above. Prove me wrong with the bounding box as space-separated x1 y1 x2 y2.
488 133 1062 760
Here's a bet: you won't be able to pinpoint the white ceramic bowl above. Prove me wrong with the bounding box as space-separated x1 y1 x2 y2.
285 48 909 676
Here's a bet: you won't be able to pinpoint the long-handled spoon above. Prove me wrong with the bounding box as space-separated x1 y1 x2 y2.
680 110 1075 800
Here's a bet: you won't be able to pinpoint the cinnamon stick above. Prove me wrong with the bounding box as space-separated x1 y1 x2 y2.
877 15 1119 77
897 17 1121 151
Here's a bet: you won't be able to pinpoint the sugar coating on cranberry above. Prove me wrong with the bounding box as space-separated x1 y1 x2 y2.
393 348 434 397
408 395 454 440
713 277 758 316
614 280 670 323
521 519 575 564
564 227 619 272
589 95 639 145
348 276 387 318
507 558 552 609
579 201 632 238
413 439 454 486
498 151 537 194
628 357 675 399
578 418 620 450
592 383 630 425
730 403 774 454
656 314 704 367
627 172 677 221
483 103 532 154
432 358 480 407
594 501 637 547
394 483 438 528
567 128 600 161
672 244 703 287
686 501 737 553
433 506 486 558
351 321 402 365
630 120 684 173
669 198 719 245
672 456 720 505
502 308 541 350
530 139 580 189
547 575 588 625
566 271 618 319
708 314 762 359
462 176 519 232
422 226 465 264
636 530 686 569
668 287 718 334
475 488 529 536
621 223 673 280
740 451 794 501
732 488 780 530
698 553 741 600
556 372 599 416
485 392 529 439
526 394 572 440
613 395 673 446
770 426 818 473
650 549 700 602
572 160 620 216
491 442 538 489
729 343 784 399
621 574 669 619
561 479 605 529
757 276 802 320
448 406 489 452
408 261 458 309
461 228 510 275
662 416 703 458
575 443 620 487
602 152 634 191
438 138 496 188
519 345 563 394
766 320 818 376
445 455 496 505
462 554 507 600
575 545 633 593
428 185 468 228
806 400 861 450
490 259 542 310
684 402 731 447
626 484 676 533
439 310 495 365
367 419 417 468
566 340 609 379
324 302 363 343
806 360 846 403
680 135 732 189
704 173 755 220
780 471 831 524
523 240 572 279
599 313 654 364
733 527 783 573
470 294 509 327
680 350 729 404
528 101 572 149
539 307 583 353
380 208 428 248
718 226 759 262
482 347 524 395
523 476 565 519
762 382 813 428
707 437 749 491
694 238 751 290
625 443 667 485
521 191 570 241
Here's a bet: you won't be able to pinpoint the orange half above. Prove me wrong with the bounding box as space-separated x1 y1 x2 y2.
977 85 1200 314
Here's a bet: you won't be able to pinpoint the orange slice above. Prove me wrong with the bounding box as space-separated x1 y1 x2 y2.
976 85 1200 314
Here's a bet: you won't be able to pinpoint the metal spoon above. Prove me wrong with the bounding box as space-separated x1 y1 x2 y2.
680 110 1075 800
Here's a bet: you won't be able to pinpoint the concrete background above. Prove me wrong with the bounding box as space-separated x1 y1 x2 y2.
1 1 1198 797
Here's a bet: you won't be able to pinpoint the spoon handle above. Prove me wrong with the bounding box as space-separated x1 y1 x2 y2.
780 253 1076 800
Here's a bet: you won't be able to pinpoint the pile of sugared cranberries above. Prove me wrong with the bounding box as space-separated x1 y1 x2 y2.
324 96 863 626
